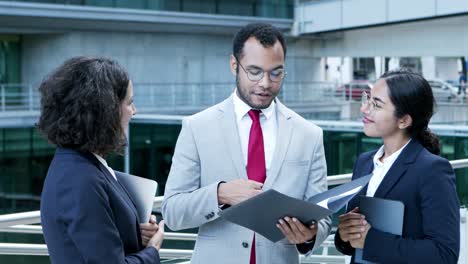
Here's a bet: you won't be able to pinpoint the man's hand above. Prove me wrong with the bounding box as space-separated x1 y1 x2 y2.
276 217 317 244
217 179 263 206
140 215 159 246
337 207 367 242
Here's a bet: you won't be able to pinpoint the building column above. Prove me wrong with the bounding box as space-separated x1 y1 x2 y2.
341 57 353 83
374 56 384 79
388 57 400 71
421 56 436 79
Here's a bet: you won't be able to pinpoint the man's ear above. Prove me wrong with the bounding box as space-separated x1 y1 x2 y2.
398 114 413 130
230 54 237 76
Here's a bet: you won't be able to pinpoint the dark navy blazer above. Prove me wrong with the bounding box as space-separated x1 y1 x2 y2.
335 140 460 263
41 148 160 263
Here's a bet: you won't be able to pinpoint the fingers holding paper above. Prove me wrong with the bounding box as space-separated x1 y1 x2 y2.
276 217 317 244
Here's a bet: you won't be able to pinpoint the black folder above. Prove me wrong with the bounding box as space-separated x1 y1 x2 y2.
355 196 405 263
218 174 372 242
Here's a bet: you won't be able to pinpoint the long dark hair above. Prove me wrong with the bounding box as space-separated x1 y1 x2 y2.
380 69 440 155
37 56 130 155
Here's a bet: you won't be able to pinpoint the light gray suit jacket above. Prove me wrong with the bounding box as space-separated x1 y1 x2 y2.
162 95 331 264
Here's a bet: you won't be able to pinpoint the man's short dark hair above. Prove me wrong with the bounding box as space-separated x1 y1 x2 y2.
37 56 130 155
232 23 287 60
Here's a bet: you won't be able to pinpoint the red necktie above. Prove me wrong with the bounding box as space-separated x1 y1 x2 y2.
247 109 266 264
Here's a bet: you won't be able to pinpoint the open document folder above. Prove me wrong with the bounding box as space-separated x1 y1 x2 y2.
219 174 372 242
114 171 158 223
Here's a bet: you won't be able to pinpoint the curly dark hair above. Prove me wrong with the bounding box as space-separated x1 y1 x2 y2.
233 23 287 61
37 56 130 155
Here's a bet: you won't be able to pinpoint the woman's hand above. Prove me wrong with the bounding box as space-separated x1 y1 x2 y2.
338 207 367 242
140 215 159 246
147 220 165 250
349 223 371 249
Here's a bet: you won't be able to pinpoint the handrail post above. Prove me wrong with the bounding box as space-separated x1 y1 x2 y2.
171 83 176 112
28 84 33 111
1 84 5 112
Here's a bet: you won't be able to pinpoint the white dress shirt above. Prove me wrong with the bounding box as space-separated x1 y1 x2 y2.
366 139 411 197
232 91 277 171
93 153 117 181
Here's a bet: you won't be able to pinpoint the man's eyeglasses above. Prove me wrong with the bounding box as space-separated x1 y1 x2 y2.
361 91 378 113
236 58 286 83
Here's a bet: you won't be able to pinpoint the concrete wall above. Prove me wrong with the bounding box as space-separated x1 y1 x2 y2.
285 38 322 82
305 15 468 58
22 32 233 86
21 31 322 87
298 0 468 34
436 57 460 81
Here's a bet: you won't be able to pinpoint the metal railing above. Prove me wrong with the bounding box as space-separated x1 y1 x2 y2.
0 81 365 115
0 82 342 114
0 240 344 263
1 158 468 263
0 84 39 112
2 82 467 116
0 211 41 229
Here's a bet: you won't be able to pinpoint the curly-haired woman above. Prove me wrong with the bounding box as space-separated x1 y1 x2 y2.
39 56 164 263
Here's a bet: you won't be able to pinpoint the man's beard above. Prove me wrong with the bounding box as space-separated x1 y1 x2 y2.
235 74 279 109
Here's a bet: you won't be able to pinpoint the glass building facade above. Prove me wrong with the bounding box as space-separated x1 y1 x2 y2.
0 36 20 84
1 0 294 19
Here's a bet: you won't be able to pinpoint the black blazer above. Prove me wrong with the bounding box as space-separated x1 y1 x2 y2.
41 148 160 263
335 140 460 263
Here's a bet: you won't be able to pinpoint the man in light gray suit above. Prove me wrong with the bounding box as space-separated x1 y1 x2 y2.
162 23 331 264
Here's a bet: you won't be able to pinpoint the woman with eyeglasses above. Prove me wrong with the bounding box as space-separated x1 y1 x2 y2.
334 69 460 263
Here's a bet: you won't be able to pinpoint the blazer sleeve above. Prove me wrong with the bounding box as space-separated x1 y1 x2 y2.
297 129 332 256
334 227 354 256
58 167 160 264
362 158 460 263
162 118 223 230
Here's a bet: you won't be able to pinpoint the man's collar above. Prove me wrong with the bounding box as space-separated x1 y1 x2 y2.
232 89 276 122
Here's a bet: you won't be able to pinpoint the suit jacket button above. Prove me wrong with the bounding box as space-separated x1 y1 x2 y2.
242 242 249 248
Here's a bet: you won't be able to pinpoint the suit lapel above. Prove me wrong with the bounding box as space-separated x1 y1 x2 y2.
348 154 374 210
115 177 140 217
373 140 423 198
218 96 248 180
356 156 374 196
264 100 293 189
95 161 140 221
60 149 140 221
